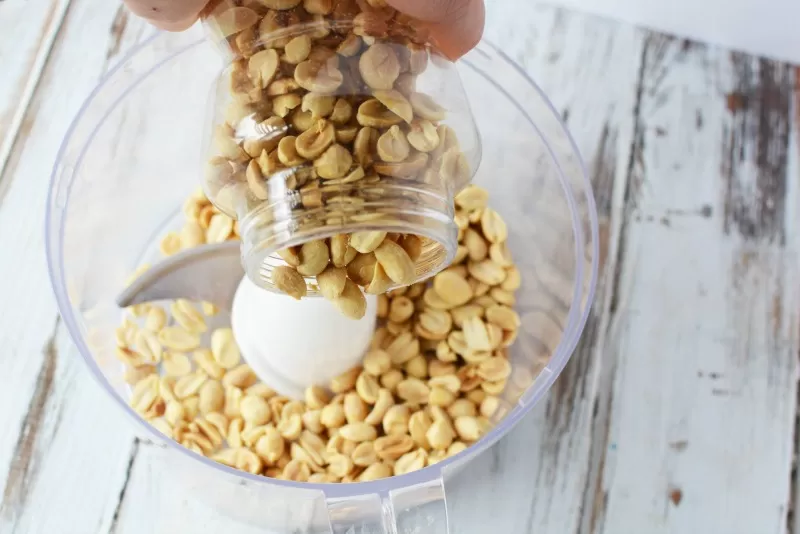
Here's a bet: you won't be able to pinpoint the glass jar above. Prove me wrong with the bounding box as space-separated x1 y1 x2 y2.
200 0 481 301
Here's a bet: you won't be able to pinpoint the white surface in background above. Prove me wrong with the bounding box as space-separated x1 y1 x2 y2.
541 0 800 63
232 276 377 400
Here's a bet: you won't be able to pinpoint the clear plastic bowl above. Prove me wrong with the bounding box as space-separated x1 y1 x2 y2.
46 28 598 533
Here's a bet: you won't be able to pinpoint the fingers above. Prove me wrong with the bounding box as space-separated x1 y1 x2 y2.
124 0 485 56
385 0 484 59
123 0 209 31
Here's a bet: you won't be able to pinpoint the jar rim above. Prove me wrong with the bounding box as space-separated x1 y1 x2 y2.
238 178 458 295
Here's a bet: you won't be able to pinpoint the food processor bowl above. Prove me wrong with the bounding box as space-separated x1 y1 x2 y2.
46 27 598 533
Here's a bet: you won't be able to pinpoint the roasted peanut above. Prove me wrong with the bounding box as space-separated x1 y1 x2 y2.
272 266 307 299
359 43 400 90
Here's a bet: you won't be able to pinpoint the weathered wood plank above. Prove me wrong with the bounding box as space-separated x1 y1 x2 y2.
1 326 140 533
0 0 71 185
592 36 800 534
0 2 153 532
790 66 800 534
112 445 271 534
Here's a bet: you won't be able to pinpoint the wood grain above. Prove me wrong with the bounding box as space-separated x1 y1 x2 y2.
0 318 58 524
591 35 800 534
0 0 152 532
1 328 141 533
787 65 800 534
112 445 271 534
723 55 793 244
0 0 71 195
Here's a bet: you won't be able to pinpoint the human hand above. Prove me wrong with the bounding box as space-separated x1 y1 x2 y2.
384 0 484 59
123 0 484 59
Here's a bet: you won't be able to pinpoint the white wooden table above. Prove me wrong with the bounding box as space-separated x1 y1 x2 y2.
1 1 799 532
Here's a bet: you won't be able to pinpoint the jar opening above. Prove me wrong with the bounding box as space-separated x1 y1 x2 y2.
239 179 457 295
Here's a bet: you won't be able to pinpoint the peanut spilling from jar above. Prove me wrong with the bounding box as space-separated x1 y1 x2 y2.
201 0 475 317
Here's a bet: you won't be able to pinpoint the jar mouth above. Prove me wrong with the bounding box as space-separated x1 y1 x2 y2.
239 180 457 295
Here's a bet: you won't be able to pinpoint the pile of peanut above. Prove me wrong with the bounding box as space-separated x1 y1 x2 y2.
121 184 521 483
203 0 471 316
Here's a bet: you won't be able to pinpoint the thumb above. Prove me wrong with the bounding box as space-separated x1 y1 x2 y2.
385 0 484 59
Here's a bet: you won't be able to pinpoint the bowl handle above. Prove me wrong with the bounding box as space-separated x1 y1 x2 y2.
326 477 449 533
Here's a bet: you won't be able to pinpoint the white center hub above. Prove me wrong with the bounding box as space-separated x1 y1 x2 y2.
231 276 377 400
